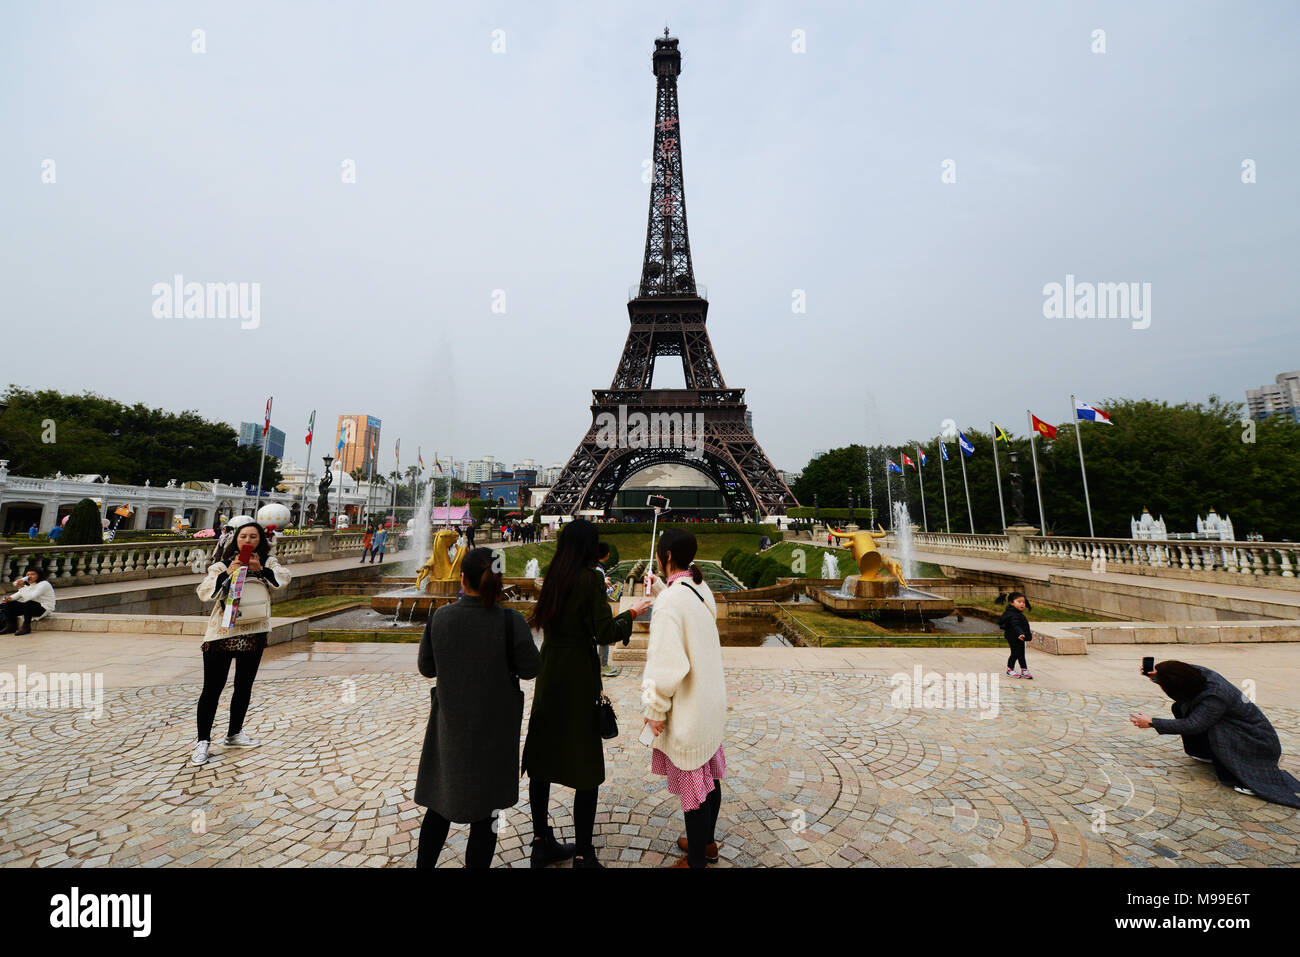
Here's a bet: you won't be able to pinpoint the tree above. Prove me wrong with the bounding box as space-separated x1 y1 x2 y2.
61 498 103 546
0 387 283 487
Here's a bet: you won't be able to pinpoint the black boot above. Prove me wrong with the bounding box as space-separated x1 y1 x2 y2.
572 848 603 868
530 826 577 868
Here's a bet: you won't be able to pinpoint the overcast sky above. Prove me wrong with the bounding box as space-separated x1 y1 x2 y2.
3 1 1297 483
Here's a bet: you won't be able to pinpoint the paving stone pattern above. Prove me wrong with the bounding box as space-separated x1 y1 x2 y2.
1 670 1298 867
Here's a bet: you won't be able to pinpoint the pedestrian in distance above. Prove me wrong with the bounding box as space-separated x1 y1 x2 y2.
191 519 291 765
415 547 541 867
371 526 388 563
360 523 375 563
641 530 728 868
522 519 650 867
999 591 1033 679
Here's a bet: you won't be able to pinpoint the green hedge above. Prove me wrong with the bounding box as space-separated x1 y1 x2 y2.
599 540 621 567
581 522 783 538
721 546 785 589
787 507 878 523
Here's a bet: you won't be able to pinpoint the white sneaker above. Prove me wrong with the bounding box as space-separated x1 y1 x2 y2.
191 740 211 765
224 731 260 748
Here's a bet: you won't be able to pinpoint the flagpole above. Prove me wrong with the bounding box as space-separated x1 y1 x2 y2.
1071 395 1096 537
255 396 272 509
958 434 974 533
898 450 908 522
885 458 893 530
299 410 315 529
937 438 951 533
990 421 1006 530
364 426 378 525
915 444 928 533
335 435 345 528
1027 410 1047 532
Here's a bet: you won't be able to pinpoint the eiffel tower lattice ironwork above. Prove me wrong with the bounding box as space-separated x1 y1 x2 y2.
540 30 798 520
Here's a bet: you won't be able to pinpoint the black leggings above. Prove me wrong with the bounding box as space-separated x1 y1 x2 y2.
196 643 264 741
1 600 45 627
417 810 497 869
530 779 597 855
683 780 723 868
1006 637 1027 670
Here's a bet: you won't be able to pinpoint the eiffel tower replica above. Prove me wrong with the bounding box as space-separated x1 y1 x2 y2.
541 30 797 521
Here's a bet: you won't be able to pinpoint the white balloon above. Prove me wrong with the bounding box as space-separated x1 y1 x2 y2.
257 503 291 529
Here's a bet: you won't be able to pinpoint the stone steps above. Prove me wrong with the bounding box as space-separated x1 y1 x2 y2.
29 613 308 645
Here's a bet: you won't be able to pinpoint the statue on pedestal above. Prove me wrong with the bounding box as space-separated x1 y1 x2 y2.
314 471 333 528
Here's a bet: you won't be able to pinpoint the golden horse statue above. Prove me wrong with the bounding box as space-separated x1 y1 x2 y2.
415 529 468 593
828 524 909 589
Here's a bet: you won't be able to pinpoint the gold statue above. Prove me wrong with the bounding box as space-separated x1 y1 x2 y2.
415 529 468 593
828 524 909 589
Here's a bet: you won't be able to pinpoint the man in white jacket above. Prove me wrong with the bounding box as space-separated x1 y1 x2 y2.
0 568 57 635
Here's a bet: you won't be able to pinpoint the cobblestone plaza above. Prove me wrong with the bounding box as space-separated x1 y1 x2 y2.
2 636 1297 868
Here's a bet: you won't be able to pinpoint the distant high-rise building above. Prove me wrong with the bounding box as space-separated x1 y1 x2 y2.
238 422 286 459
466 457 500 483
1247 371 1300 423
335 414 382 474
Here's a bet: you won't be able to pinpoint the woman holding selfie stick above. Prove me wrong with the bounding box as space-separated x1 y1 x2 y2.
192 519 291 766
641 529 728 868
522 519 650 868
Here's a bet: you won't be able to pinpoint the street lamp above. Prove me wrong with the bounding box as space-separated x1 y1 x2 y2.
848 486 854 525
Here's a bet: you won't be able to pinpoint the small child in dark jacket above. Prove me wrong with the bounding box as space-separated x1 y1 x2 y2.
998 592 1033 679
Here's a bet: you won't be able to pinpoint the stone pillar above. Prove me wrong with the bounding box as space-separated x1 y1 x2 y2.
1005 524 1038 561
311 530 333 562
38 500 59 533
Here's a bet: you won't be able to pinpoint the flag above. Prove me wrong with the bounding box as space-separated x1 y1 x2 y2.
887 459 904 475
418 448 425 471
336 430 345 454
1074 399 1112 424
395 438 400 468
305 410 315 445
919 451 928 468
993 423 1010 443
434 452 444 474
940 442 949 462
958 432 975 457
1030 413 1058 440
902 453 916 470
263 397 273 436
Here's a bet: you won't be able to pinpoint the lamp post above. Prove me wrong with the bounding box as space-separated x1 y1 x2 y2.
848 486 854 526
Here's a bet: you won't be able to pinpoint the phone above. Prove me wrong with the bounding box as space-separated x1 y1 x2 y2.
638 723 657 747
238 542 255 564
1141 656 1155 675
646 494 670 510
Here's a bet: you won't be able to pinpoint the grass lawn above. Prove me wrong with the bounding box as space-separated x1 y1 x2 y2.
962 597 1112 623
272 595 368 618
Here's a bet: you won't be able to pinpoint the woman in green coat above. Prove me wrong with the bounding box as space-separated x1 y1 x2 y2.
522 519 650 868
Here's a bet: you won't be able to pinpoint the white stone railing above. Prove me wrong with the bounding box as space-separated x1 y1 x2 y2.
1027 536 1298 578
0 541 214 584
894 532 1011 554
329 532 366 553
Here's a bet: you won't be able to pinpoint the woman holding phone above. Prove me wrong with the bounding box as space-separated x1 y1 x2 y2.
522 519 650 868
192 519 291 766
641 529 728 868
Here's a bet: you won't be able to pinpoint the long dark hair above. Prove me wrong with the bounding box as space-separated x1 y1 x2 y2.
217 521 271 567
657 529 703 584
462 547 503 609
531 519 598 629
1153 660 1208 702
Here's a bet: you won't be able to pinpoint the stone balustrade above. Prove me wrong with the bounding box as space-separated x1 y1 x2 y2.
883 529 1300 587
0 528 405 585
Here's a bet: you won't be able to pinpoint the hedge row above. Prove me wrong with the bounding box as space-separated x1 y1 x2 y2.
787 507 878 523
582 522 784 538
720 546 785 589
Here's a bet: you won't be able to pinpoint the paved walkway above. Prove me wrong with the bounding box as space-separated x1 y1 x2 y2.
1 630 1297 867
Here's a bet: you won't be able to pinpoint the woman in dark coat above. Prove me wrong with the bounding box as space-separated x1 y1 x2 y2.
415 547 541 868
521 519 650 868
1130 660 1300 808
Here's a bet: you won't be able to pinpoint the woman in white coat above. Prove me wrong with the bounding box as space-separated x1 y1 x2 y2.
641 529 728 868
192 520 291 765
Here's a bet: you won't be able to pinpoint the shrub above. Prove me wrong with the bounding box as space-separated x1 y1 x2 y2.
61 498 104 546
601 541 620 567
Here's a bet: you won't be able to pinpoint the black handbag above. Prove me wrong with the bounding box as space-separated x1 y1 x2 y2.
596 691 618 740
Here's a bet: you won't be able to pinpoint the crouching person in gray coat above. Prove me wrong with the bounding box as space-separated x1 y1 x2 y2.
1131 660 1300 808
415 547 541 868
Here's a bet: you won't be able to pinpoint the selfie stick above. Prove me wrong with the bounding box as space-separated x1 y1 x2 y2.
647 495 670 588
